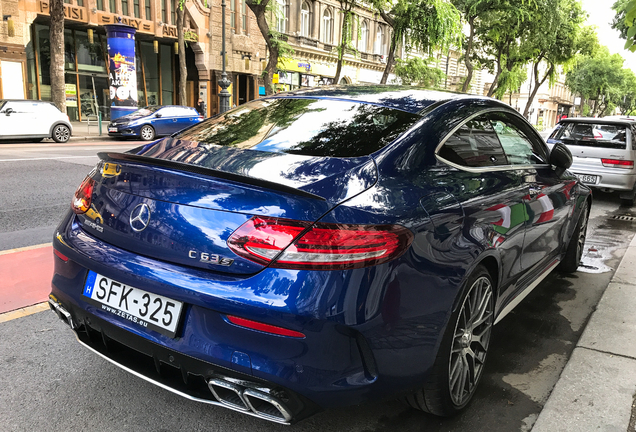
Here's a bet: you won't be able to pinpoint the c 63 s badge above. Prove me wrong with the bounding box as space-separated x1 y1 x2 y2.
189 251 234 266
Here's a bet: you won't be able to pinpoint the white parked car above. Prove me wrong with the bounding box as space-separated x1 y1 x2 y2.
0 100 73 143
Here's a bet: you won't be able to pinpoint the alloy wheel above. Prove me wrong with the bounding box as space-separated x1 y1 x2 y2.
141 126 154 141
448 276 494 407
576 207 589 263
54 125 70 143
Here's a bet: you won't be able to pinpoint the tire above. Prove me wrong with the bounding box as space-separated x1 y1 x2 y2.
403 266 494 416
52 124 71 143
559 202 589 273
140 125 155 141
621 197 635 207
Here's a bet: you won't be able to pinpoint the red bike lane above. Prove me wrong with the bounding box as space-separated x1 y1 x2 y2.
0 244 53 314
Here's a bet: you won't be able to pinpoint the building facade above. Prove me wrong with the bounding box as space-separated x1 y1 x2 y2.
0 0 268 119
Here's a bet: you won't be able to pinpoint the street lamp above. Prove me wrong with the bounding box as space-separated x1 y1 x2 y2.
218 0 231 113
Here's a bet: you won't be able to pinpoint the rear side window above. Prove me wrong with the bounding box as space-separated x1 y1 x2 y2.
552 122 627 150
174 98 421 157
438 115 508 167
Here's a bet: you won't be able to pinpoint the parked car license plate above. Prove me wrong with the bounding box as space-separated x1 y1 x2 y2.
82 271 183 337
577 174 598 184
108 127 117 133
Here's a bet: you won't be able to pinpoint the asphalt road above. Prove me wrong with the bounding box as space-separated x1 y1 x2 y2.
1 140 635 431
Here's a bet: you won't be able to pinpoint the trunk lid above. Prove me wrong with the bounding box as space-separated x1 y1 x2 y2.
79 138 377 274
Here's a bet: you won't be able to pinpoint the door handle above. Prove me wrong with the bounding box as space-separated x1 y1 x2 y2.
528 187 543 197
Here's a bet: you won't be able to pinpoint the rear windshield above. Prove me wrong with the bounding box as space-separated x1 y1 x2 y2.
173 98 421 157
550 122 627 149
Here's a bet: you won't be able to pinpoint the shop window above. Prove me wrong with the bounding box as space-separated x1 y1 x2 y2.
64 29 75 71
134 0 140 17
300 1 310 37
76 31 106 73
160 44 173 104
135 48 145 105
140 41 160 105
359 20 368 52
35 24 51 100
26 40 38 100
321 9 332 44
65 73 79 122
145 0 151 19
122 0 129 15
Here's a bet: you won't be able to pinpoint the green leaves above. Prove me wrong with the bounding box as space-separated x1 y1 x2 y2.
393 57 445 86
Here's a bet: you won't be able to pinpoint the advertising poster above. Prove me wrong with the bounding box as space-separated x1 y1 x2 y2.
65 83 78 107
104 24 137 119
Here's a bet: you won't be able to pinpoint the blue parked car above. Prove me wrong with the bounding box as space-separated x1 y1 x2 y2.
107 105 203 140
51 86 590 424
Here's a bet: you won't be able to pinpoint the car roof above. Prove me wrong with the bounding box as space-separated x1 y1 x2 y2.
559 117 636 126
266 85 494 114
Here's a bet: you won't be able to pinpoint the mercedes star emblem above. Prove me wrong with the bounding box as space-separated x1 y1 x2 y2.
129 203 151 232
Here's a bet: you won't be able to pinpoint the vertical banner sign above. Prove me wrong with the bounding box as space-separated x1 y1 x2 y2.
104 23 137 120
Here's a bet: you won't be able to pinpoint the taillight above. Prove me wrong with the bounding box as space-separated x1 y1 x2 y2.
226 315 305 338
72 176 95 214
227 216 413 270
601 158 634 169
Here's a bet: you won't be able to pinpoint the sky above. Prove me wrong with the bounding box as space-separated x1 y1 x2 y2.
581 0 636 72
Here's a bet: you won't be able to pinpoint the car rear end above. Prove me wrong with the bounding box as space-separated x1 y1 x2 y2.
547 119 636 202
50 96 425 423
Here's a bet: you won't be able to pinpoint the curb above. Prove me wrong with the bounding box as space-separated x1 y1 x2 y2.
532 236 636 431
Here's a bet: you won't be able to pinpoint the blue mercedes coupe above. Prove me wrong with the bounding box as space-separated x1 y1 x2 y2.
107 105 203 140
51 86 590 424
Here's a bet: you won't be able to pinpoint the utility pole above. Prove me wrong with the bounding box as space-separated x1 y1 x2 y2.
218 0 231 113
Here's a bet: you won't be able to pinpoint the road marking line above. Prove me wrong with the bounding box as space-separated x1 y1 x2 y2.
0 156 99 162
0 302 49 323
0 243 51 255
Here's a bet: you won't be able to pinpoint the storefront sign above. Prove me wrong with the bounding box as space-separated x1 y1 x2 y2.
65 83 77 107
98 13 153 33
297 62 311 72
38 1 87 23
105 24 137 120
163 26 178 38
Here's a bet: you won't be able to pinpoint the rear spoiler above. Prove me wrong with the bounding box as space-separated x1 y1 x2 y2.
97 152 327 202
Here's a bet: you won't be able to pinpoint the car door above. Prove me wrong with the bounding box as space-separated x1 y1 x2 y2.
168 107 193 134
435 113 531 291
150 107 173 135
490 112 575 272
0 102 29 137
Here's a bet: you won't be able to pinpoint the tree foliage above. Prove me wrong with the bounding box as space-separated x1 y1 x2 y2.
393 57 445 87
371 0 462 85
613 0 636 51
565 47 626 116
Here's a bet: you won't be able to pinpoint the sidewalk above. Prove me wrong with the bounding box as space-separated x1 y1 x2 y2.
533 236 636 431
69 120 110 141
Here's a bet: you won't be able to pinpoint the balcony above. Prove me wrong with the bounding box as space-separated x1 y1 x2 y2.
297 36 318 48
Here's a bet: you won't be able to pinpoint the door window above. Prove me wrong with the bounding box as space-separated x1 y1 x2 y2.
489 113 548 165
438 115 508 168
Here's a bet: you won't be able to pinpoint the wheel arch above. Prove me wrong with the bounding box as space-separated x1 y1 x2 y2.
49 121 72 137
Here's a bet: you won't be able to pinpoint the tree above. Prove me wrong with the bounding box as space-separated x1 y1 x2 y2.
522 0 587 117
618 68 636 115
49 0 65 112
333 0 357 84
565 47 626 116
177 1 187 105
612 0 636 51
371 0 461 85
245 0 292 95
451 0 507 93
393 57 445 86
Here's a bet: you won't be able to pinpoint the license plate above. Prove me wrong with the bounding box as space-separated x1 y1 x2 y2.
108 127 117 132
83 271 183 337
578 174 598 184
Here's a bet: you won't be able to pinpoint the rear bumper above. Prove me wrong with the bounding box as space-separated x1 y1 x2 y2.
569 167 636 191
50 212 446 419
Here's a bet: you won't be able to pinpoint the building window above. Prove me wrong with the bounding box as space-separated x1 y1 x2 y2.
109 0 116 12
241 0 247 33
134 0 140 17
276 0 287 33
359 20 368 52
375 25 385 55
122 0 129 15
300 1 310 37
145 0 151 19
77 0 84 6
322 8 332 44
97 0 105 11
162 0 167 22
230 0 236 30
171 0 176 24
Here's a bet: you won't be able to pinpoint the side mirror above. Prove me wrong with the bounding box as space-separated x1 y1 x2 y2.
550 142 573 177
5 108 13 116
154 113 162 118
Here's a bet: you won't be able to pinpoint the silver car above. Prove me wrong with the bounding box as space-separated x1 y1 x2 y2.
547 117 636 205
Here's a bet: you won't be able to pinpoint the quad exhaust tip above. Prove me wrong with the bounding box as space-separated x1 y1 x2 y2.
208 377 293 423
48 299 77 330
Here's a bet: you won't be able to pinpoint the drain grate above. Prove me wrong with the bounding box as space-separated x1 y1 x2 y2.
612 215 636 221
